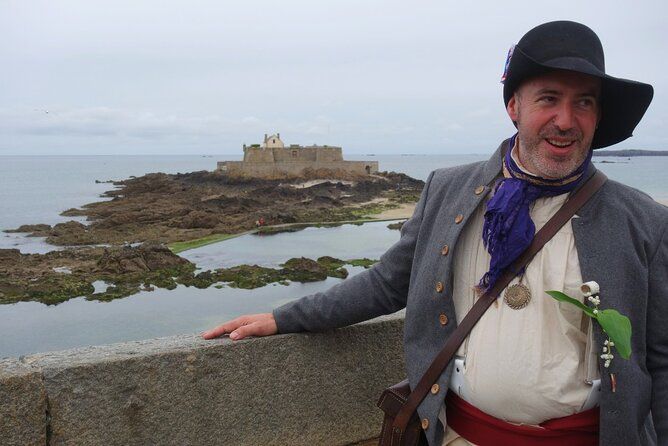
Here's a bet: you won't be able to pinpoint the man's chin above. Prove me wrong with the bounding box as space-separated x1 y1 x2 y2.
541 147 591 178
536 158 583 179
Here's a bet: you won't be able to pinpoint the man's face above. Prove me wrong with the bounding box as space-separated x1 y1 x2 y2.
506 70 601 179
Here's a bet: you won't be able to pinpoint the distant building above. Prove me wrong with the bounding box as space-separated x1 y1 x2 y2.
261 133 285 149
217 133 379 178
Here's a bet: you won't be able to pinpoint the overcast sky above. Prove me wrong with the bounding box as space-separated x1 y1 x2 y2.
1 1 666 155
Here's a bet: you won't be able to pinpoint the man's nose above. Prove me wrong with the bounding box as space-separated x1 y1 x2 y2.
552 103 576 131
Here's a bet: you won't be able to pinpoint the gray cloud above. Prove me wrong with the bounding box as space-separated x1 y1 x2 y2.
1 0 666 154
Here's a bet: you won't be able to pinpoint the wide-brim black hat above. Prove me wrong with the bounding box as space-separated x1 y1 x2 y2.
502 21 654 149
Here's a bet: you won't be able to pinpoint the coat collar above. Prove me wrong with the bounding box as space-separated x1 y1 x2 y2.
481 138 508 186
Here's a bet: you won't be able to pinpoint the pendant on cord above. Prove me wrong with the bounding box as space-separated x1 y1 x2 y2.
504 281 531 310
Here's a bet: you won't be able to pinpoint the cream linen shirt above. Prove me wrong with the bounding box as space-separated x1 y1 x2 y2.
440 149 600 445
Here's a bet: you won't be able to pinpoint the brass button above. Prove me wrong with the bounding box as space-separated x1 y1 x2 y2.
431 384 440 394
435 282 444 293
421 418 429 430
475 185 485 195
454 214 464 224
441 245 449 256
439 314 448 326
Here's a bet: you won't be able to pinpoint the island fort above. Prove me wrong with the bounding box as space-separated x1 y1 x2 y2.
217 133 379 178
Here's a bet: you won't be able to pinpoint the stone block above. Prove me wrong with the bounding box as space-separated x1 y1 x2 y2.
0 358 47 446
26 315 405 446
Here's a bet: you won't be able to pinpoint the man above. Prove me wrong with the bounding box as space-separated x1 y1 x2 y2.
204 21 667 445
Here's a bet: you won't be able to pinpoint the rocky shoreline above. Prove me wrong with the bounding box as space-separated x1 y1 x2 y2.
0 242 376 305
1 169 422 305
8 170 421 246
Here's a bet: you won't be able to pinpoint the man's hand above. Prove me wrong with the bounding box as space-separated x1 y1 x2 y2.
201 313 278 341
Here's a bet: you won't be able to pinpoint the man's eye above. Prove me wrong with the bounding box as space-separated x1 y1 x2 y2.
578 99 595 108
539 96 556 103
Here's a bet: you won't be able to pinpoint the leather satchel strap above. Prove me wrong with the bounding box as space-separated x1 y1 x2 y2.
392 169 608 432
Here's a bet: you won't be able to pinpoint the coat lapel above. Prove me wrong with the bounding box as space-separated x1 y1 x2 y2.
444 139 506 243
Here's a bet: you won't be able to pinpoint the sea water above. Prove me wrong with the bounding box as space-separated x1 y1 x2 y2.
0 153 666 357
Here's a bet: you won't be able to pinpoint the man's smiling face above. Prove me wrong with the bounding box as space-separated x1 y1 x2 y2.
506 70 601 179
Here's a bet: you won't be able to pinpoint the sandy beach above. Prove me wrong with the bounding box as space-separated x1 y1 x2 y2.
371 198 665 220
356 196 416 220
373 203 416 219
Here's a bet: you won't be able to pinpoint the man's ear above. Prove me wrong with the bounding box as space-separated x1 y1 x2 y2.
506 94 519 122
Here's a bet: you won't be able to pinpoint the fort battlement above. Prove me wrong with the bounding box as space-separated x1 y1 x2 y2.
217 133 378 179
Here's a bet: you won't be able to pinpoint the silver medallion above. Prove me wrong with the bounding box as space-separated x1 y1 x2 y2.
503 283 531 310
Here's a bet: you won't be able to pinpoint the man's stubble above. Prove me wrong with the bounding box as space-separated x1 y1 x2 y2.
515 105 594 179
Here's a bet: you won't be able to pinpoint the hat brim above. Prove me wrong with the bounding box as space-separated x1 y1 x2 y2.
503 47 654 149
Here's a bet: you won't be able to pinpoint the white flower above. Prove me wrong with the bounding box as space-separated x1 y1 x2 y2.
581 281 600 297
593 309 599 315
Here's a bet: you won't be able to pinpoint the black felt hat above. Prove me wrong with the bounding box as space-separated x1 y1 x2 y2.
502 21 654 149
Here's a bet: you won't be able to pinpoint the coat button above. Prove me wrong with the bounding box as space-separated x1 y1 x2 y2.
435 282 444 293
431 384 440 394
475 185 485 195
454 214 464 224
441 245 449 256
421 418 429 430
439 314 448 326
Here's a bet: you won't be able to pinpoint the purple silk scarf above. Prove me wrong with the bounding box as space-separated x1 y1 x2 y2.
478 134 592 293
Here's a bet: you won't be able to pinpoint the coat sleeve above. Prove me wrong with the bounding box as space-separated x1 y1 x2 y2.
647 219 668 441
273 171 435 333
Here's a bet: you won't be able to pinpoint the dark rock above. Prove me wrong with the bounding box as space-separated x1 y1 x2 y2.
96 242 191 275
5 224 51 234
387 221 405 230
178 211 219 229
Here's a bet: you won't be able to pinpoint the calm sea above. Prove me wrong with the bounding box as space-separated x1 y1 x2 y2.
1 153 666 357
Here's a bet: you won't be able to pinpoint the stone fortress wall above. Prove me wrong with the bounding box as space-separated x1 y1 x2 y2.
218 133 379 178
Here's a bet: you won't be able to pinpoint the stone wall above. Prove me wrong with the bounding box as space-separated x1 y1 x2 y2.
273 146 318 162
217 160 379 178
226 145 375 179
313 146 344 163
0 358 47 446
1 314 405 446
243 146 274 163
244 146 344 164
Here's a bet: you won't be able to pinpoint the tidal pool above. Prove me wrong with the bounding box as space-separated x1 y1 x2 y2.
180 221 401 270
0 221 402 358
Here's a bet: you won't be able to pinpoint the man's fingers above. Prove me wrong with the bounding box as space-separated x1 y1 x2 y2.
201 313 277 340
201 325 228 340
230 319 274 340
229 322 258 340
201 316 248 339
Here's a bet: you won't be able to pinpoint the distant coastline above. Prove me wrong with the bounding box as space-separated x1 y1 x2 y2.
593 149 668 157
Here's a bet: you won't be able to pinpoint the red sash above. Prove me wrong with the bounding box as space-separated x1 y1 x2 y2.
446 391 599 446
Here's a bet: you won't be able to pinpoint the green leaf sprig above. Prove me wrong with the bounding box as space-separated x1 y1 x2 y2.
546 287 632 364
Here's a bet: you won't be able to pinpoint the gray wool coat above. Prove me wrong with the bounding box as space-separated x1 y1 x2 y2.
273 139 668 446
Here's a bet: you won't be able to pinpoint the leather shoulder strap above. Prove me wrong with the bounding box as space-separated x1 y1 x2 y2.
392 169 607 431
